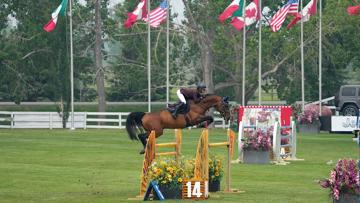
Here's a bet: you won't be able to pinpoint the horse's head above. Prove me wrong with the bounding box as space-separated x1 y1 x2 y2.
197 94 231 124
214 96 231 124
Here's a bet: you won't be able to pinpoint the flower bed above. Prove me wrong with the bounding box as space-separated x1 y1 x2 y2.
208 155 224 192
319 159 360 202
147 159 190 199
147 156 225 196
241 129 272 164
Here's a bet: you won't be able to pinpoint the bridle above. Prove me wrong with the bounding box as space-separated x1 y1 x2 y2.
218 100 230 122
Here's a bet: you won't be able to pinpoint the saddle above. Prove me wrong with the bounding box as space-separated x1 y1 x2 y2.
167 102 190 115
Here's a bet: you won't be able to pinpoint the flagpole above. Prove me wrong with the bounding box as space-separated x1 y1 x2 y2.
258 0 262 106
166 0 170 107
301 0 305 112
319 0 322 116
242 0 246 106
69 0 75 130
147 0 151 112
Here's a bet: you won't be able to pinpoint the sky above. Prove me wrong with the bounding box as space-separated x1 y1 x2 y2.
83 0 186 24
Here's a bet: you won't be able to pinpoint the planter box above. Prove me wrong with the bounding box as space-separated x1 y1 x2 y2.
155 184 182 199
208 180 220 192
319 116 331 131
298 123 320 134
243 150 270 164
333 193 359 203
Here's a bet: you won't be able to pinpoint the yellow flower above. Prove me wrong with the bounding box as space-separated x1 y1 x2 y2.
178 178 183 182
166 167 174 173
215 172 219 176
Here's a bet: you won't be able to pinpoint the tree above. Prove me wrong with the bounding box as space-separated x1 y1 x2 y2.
109 0 190 102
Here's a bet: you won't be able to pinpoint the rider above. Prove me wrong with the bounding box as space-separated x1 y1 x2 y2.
171 82 207 118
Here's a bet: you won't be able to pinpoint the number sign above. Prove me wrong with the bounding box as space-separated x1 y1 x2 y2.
182 179 208 200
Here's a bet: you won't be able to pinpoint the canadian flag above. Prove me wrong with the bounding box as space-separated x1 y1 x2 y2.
230 0 259 31
124 0 147 29
287 0 317 29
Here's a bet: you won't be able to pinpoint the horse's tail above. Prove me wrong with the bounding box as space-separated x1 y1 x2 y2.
126 112 146 141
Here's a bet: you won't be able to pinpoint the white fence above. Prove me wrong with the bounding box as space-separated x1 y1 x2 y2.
0 111 227 129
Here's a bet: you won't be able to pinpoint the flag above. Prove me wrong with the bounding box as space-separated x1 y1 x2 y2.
288 0 299 15
347 5 360 15
287 0 317 29
124 0 147 29
43 0 68 32
230 0 260 31
269 0 299 32
219 0 244 23
144 0 168 27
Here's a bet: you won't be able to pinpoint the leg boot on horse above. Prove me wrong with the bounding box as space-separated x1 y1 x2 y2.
138 133 148 154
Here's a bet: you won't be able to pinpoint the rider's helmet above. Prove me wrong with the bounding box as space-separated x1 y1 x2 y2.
196 82 207 95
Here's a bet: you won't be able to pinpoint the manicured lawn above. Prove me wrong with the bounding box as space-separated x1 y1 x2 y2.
0 129 358 202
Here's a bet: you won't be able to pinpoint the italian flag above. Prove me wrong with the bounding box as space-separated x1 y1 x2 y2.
219 0 244 23
231 0 259 31
43 0 68 32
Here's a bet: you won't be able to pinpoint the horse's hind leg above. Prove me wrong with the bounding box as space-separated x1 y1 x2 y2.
138 133 148 154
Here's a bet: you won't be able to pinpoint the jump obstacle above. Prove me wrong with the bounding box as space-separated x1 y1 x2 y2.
138 129 182 197
134 128 237 200
237 106 302 164
193 128 238 193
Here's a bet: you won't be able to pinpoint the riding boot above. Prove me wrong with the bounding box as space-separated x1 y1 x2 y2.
171 103 183 119
138 133 147 154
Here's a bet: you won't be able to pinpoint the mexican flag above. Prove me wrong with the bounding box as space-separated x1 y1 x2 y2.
219 0 244 23
43 0 68 32
231 0 259 31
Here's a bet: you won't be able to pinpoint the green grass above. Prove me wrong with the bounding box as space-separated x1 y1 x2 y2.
0 129 358 203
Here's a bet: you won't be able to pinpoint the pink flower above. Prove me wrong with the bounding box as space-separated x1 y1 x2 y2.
333 188 340 200
242 129 272 151
319 159 360 200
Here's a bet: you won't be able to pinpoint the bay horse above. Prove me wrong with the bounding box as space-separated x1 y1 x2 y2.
126 94 231 154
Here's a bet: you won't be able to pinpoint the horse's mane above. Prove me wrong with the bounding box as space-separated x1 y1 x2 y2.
203 93 216 97
201 94 230 105
199 94 222 105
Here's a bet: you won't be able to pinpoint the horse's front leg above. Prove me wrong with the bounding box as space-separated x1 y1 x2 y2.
195 115 214 127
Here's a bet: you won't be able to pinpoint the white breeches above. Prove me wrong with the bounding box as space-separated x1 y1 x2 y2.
176 89 186 104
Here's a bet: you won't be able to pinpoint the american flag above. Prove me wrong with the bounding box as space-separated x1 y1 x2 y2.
144 0 168 27
270 0 299 32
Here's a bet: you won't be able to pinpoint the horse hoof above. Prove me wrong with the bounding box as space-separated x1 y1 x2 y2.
139 149 145 154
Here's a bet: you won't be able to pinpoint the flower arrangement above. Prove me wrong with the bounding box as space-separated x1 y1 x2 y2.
147 159 190 191
319 159 360 201
297 104 320 124
241 129 272 151
208 155 224 182
295 104 332 124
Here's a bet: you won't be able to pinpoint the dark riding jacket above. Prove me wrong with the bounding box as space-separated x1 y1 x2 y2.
180 88 202 103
